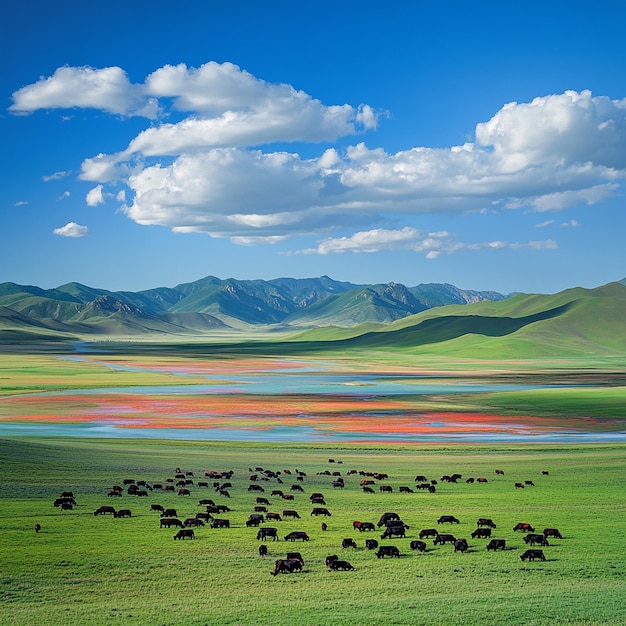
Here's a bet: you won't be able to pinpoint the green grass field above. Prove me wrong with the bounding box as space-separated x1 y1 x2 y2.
1 437 624 625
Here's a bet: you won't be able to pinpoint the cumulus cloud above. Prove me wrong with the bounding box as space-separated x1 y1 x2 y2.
10 66 159 118
53 222 89 237
11 63 626 251
86 185 104 206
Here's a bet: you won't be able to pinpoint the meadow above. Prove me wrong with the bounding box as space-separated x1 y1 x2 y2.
1 437 624 626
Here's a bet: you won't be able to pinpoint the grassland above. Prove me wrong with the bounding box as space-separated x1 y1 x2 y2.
0 437 624 625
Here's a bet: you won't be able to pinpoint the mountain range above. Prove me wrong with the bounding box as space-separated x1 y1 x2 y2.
0 275 509 339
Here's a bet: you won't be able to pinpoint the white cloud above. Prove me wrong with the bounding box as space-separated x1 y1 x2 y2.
534 219 555 228
58 191 70 200
53 222 89 237
15 200 28 206
560 220 580 228
43 170 70 182
10 66 159 118
116 190 126 202
12 64 626 245
293 227 557 258
86 185 104 206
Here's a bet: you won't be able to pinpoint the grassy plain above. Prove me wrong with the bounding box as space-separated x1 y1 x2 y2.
0 437 625 626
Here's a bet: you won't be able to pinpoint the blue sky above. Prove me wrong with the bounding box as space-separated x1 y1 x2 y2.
2 0 626 295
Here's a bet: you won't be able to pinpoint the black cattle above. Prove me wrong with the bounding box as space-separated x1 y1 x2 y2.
281 547 302 561
377 512 400 527
54 497 76 507
309 493 324 501
266 512 282 522
113 509 132 518
477 518 496 528
259 544 268 557
525 480 535 486
410 540 426 552
184 518 204 527
513 523 535 532
363 487 375 493
160 517 183 528
454 539 469 553
270 558 302 576
198 482 209 488
342 538 357 549
246 515 264 527
495 469 504 475
199 499 215 506
60 502 73 510
282 510 300 519
520 549 545 561
414 475 428 482
542 471 549 475
257 527 279 541
311 507 331 516
434 534 456 545
210 518 230 528
196 512 213 521
419 528 438 539
284 531 309 542
471 528 492 539
256 497 270 505
271 490 284 497
161 508 177 517
376 545 400 558
365 539 379 550
524 534 549 546
515 483 525 489
328 559 354 571
321 522 328 531
93 506 116 516
325 554 339 567
311 497 326 505
291 484 304 492
254 506 267 513
174 529 194 540
60 491 74 498
248 485 265 492
178 488 191 496
486 539 506 551
543 528 563 539
151 504 164 512
379 485 393 493
357 522 376 532
399 486 414 493
438 515 460 524
381 524 407 539
107 490 122 497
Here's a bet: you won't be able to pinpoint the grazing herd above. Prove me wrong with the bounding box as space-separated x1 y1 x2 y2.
52 461 563 576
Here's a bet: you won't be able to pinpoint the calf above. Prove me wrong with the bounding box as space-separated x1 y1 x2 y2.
365 539 379 550
259 544 268 557
342 538 357 549
520 549 546 561
410 540 426 552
